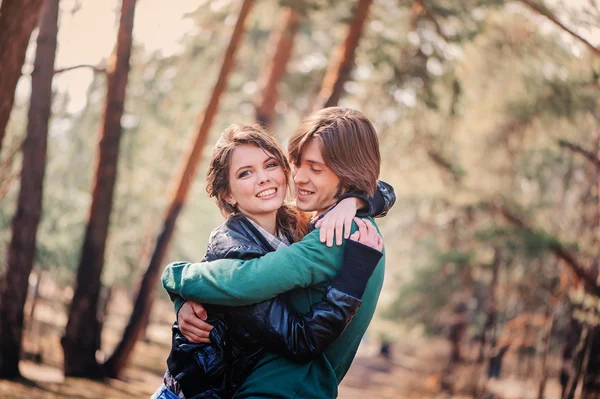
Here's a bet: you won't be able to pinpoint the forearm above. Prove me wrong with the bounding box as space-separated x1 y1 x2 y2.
161 230 344 306
230 288 361 363
228 240 382 362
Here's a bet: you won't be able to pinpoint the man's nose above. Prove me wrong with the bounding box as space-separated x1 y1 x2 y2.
293 167 308 184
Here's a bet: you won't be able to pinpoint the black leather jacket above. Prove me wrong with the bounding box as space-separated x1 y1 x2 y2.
165 182 395 399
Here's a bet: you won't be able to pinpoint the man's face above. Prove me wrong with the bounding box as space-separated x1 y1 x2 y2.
293 139 341 215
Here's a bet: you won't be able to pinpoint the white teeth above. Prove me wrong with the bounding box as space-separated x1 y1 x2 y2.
299 189 313 195
257 188 276 198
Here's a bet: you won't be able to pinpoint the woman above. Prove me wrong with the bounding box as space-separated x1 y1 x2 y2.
153 124 389 399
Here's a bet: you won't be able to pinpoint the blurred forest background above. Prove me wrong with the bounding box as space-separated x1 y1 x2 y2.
0 0 600 398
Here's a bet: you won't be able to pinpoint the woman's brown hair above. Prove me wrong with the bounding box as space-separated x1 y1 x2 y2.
206 123 310 241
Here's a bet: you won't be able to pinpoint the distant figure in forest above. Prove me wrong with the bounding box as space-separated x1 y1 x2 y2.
154 108 393 398
488 340 510 378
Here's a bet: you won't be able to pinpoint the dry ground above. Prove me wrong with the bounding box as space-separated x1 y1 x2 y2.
0 288 564 398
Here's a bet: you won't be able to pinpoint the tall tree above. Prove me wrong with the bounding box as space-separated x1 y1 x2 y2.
0 0 59 379
0 0 46 153
101 0 255 378
313 0 372 110
255 7 299 130
61 0 137 377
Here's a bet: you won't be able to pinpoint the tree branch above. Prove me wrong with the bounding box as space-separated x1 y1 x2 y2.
486 199 600 295
519 0 600 58
53 64 105 75
0 169 20 202
426 149 463 183
419 0 450 42
558 139 600 168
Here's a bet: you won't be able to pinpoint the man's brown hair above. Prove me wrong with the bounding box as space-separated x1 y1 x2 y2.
206 123 310 241
288 107 380 197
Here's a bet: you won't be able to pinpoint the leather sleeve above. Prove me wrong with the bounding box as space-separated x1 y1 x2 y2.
339 179 396 218
226 288 360 364
224 240 383 363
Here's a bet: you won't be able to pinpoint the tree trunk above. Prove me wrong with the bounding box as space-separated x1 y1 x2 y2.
255 7 299 130
581 327 600 398
313 0 372 110
0 0 59 379
62 0 137 378
478 248 501 362
101 0 255 379
537 306 554 399
0 0 45 153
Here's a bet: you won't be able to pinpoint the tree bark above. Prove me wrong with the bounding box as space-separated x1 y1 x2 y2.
562 301 600 399
62 0 137 378
255 7 299 130
0 0 45 153
101 0 255 379
313 0 372 110
581 327 600 398
0 0 59 379
478 249 501 363
537 304 554 399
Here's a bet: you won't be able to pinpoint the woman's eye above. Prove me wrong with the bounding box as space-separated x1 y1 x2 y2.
266 162 279 169
310 167 322 173
238 170 251 178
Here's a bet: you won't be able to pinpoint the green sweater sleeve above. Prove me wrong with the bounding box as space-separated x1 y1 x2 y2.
161 228 346 306
172 294 186 317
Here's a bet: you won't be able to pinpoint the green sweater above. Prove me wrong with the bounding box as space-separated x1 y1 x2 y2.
161 220 386 399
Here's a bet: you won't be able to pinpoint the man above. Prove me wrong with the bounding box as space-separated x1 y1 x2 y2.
162 107 387 398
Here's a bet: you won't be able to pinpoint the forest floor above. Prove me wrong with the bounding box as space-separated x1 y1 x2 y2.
0 288 564 399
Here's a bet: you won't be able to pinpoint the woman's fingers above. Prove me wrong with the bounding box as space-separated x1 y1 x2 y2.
354 217 368 244
363 219 384 251
322 215 384 251
335 218 344 246
344 214 353 240
353 218 383 250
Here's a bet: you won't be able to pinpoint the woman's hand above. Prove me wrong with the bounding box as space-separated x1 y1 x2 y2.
177 301 214 344
315 197 363 247
349 217 384 251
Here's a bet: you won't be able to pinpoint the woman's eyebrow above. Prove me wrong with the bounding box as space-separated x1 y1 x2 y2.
233 165 252 175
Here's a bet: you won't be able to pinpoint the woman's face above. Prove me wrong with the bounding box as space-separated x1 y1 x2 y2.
226 143 288 223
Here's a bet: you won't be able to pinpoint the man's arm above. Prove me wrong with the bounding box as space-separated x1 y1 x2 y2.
162 226 351 308
229 237 382 363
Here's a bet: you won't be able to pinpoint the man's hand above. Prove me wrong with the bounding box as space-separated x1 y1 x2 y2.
349 218 384 251
315 197 364 247
177 301 214 344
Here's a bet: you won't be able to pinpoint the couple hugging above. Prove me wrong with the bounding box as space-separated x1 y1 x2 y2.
154 107 396 399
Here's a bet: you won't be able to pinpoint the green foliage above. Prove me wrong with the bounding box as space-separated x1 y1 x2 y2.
384 246 474 335
475 226 562 259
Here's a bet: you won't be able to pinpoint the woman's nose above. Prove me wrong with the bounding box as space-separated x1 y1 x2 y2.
257 170 271 184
